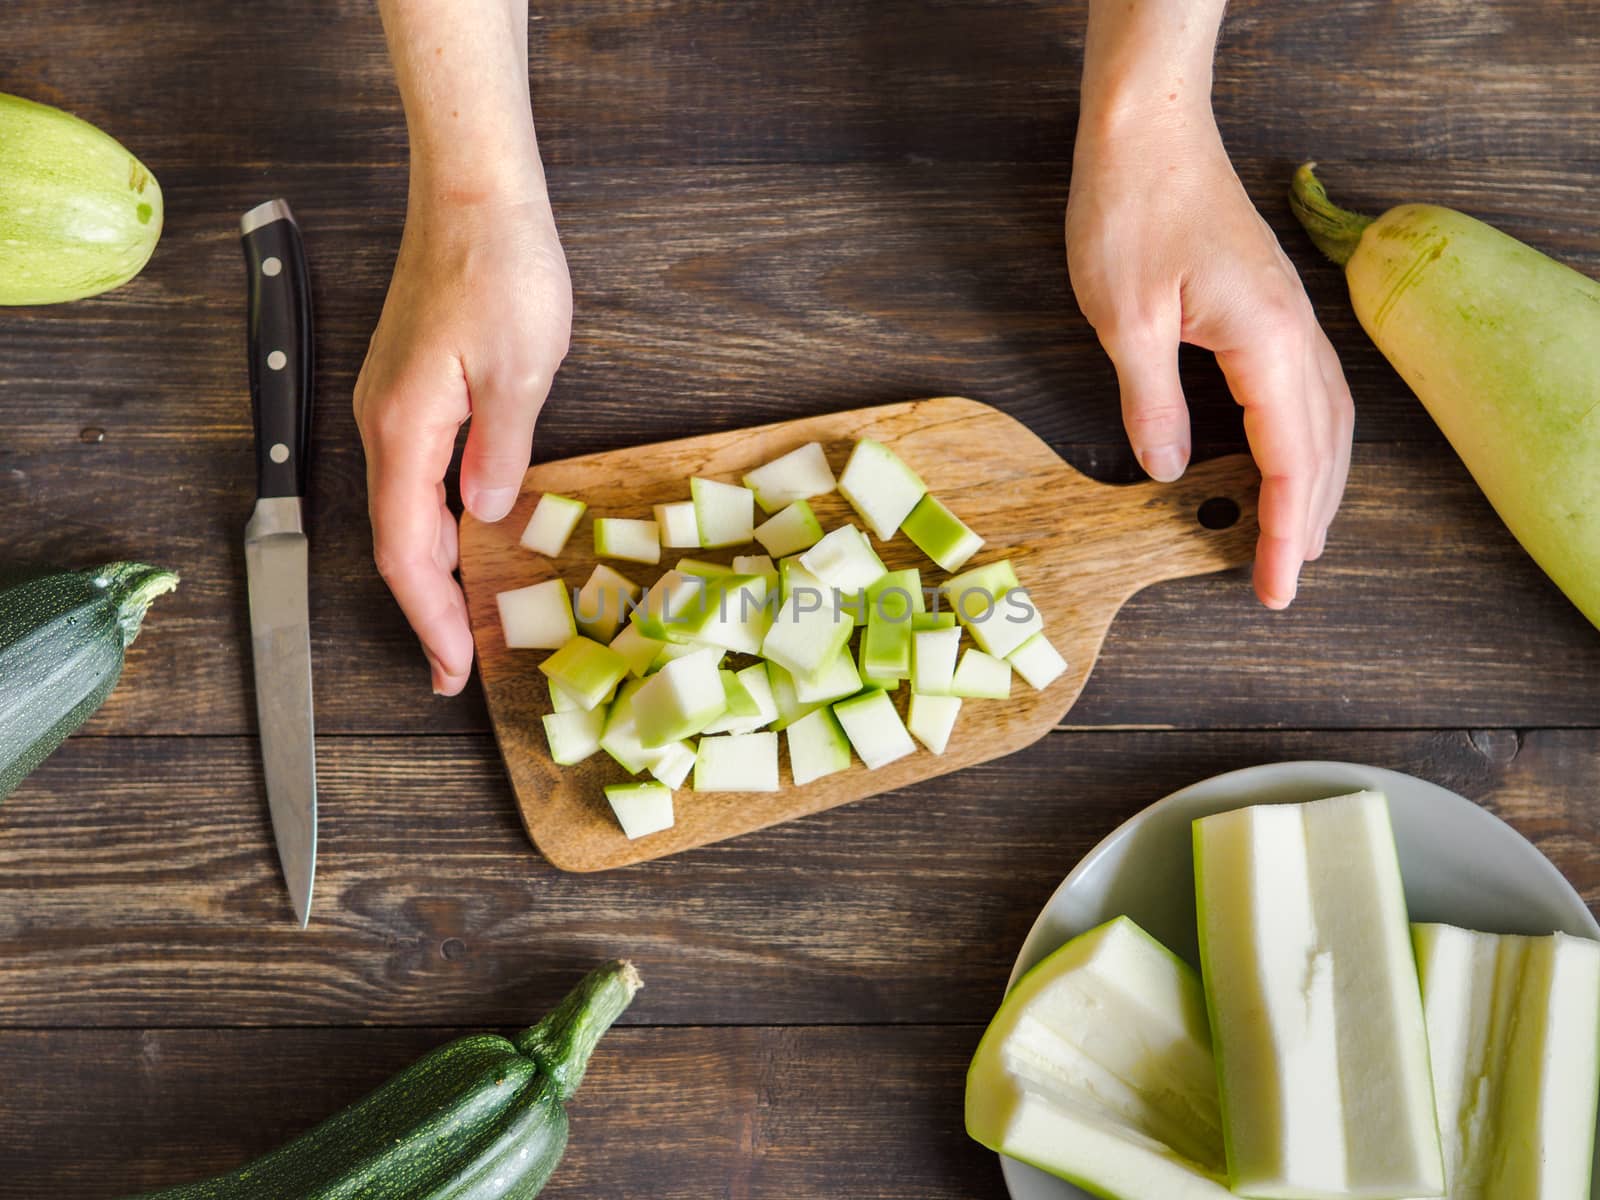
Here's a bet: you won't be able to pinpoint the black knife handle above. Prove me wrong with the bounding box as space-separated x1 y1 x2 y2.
241 200 313 500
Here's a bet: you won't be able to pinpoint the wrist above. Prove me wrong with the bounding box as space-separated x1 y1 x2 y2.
1078 0 1223 141
407 125 548 213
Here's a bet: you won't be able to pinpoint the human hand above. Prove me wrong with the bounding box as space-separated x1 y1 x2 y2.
1066 106 1353 609
354 189 572 694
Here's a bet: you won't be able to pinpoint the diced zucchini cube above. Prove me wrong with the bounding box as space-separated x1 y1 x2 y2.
652 640 723 671
630 569 707 642
701 662 779 735
911 610 958 630
857 637 902 692
719 668 764 718
549 679 585 712
1007 632 1067 690
676 557 735 578
907 693 961 755
520 493 586 557
653 501 701 548
766 661 827 731
837 438 926 540
632 646 728 747
647 740 697 789
497 578 575 649
911 626 962 695
793 647 863 705
761 564 855 680
742 441 837 513
599 680 666 774
754 499 825 558
691 477 756 548
786 707 854 785
593 517 661 565
685 575 774 656
604 781 675 840
833 688 916 769
693 731 780 792
861 568 921 679
861 613 912 679
539 636 630 710
609 622 665 678
731 554 780 590
867 568 925 617
799 524 887 592
942 558 1043 658
901 493 984 572
950 648 1011 699
542 707 606 765
575 563 642 643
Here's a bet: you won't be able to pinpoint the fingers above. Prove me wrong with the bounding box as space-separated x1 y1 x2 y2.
459 347 563 523
362 396 476 695
1308 335 1355 559
1217 333 1321 610
1100 310 1192 483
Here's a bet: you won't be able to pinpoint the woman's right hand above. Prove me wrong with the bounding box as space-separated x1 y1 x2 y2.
354 183 572 695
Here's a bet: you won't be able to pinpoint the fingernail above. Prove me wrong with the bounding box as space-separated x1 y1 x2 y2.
469 486 519 523
1140 444 1188 483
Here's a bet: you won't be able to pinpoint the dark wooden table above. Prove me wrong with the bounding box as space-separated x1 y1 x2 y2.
3 1 1598 1195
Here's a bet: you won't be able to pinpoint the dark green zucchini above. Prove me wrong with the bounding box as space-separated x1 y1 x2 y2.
0 562 178 800
127 960 641 1199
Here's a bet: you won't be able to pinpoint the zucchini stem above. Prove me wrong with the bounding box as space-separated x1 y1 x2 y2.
99 562 180 648
1289 162 1374 267
516 959 642 1101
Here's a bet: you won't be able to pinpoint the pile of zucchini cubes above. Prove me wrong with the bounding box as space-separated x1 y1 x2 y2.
496 438 1067 840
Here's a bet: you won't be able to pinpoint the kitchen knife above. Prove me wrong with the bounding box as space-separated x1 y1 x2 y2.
240 198 316 927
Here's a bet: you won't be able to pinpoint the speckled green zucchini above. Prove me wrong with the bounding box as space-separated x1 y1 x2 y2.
0 562 177 800
126 960 641 1199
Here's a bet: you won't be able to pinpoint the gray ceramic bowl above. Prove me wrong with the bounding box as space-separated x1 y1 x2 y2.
998 760 1600 1200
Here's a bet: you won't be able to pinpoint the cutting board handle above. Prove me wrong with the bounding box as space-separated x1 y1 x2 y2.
1074 453 1261 604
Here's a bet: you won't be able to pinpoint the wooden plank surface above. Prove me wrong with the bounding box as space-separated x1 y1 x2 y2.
2 0 1598 1193
462 397 1259 870
0 1025 997 1200
3 1 1596 171
1 163 1596 452
2 728 1595 1030
5 442 1596 739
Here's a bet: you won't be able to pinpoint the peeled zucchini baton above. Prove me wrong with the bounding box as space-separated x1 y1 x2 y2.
125 960 641 1199
0 562 178 800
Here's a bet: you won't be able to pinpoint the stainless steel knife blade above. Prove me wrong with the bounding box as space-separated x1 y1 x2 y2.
240 198 317 926
245 498 316 926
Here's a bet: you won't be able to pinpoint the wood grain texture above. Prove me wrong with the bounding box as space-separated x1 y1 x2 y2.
461 397 1260 869
3 729 1595 1030
1 1 1595 171
0 1025 1001 1200
4 441 1595 740
1 0 1598 1190
3 162 1596 454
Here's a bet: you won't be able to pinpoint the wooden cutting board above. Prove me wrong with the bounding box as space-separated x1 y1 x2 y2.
461 396 1259 871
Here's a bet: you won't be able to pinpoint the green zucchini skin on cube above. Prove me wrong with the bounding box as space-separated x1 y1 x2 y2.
124 961 641 1200
0 562 178 800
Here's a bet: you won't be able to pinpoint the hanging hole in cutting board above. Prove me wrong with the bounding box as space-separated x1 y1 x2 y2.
1197 496 1241 530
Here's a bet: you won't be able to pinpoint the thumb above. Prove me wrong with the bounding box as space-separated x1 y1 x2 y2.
459 356 557 523
1102 320 1192 483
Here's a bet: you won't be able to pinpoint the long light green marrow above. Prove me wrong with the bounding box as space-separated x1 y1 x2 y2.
1292 163 1600 631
